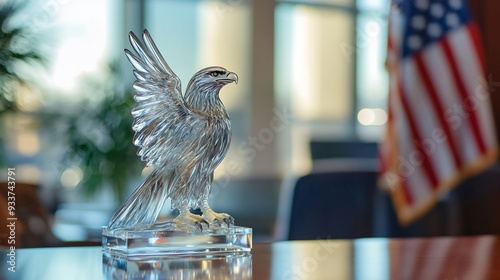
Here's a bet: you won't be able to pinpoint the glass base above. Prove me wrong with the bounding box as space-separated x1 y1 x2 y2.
103 251 252 279
102 222 252 257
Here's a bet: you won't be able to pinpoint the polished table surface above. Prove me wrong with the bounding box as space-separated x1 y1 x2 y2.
1 235 500 280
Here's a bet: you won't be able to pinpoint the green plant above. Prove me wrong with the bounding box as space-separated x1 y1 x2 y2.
52 62 140 201
0 1 45 167
0 0 44 114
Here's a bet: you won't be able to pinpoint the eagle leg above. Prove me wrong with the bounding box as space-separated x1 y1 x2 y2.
173 205 209 230
200 199 234 227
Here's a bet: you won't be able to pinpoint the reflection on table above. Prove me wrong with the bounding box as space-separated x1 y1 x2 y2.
1 235 499 279
102 253 252 280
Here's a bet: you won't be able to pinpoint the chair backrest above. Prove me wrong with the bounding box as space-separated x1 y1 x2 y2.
288 170 378 240
310 141 378 160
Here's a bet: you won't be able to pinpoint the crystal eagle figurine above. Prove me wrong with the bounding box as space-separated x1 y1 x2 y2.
107 30 239 232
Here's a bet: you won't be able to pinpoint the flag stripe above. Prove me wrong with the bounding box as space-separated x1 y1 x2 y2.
391 88 414 205
450 28 497 149
467 24 486 73
406 158 433 205
402 58 457 182
431 40 480 165
425 44 478 170
414 53 463 169
417 46 464 178
398 79 439 189
401 178 413 205
380 94 396 175
440 37 487 154
423 40 482 165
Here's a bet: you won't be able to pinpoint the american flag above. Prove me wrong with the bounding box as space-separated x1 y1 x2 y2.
379 0 498 225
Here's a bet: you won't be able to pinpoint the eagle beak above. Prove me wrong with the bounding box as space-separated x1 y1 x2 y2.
217 72 238 85
227 72 238 84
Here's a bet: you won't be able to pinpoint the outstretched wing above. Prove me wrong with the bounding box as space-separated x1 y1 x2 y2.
125 30 202 167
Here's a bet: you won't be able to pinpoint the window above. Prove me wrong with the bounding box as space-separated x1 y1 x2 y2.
1 0 118 185
356 0 391 138
275 0 390 173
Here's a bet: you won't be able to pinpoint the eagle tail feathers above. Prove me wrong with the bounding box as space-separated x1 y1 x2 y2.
108 168 167 231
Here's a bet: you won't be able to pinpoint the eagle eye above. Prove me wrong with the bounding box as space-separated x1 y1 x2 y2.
210 72 219 77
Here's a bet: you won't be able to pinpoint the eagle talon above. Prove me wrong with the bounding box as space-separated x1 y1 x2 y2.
174 207 209 230
195 221 203 231
201 218 210 228
213 219 221 226
201 202 234 227
223 217 234 227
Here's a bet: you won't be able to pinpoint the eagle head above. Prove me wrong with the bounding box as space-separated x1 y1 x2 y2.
186 66 238 93
185 66 238 110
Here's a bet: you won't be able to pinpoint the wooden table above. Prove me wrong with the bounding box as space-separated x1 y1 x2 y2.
1 235 499 279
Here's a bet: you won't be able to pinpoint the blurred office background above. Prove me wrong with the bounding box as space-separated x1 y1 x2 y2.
1 0 500 247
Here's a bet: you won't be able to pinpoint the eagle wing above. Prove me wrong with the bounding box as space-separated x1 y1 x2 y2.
125 30 204 168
